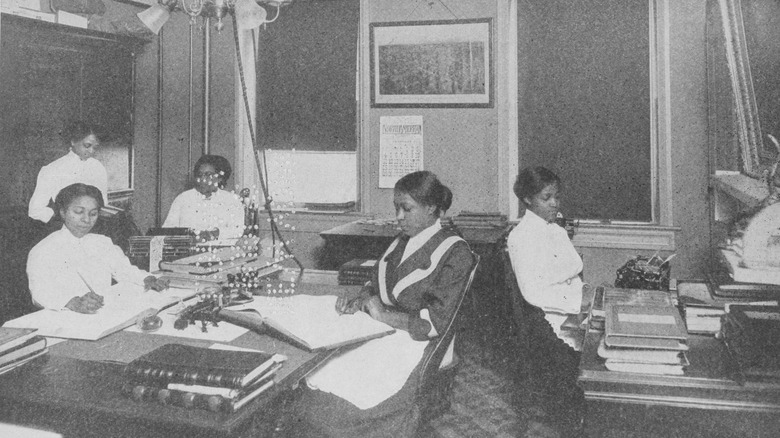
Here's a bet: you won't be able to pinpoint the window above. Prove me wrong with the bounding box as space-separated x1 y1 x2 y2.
518 0 660 223
245 0 360 209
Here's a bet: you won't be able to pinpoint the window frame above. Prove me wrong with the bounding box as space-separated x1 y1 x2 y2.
504 0 676 250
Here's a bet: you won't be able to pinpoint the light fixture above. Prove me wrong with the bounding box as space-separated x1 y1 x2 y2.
138 0 289 34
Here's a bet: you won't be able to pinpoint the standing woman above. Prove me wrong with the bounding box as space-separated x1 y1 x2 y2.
28 121 108 225
291 171 476 437
507 166 590 435
163 154 245 240
27 183 168 313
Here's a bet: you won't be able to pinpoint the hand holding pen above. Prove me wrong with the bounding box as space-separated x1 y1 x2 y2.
336 291 363 315
66 271 104 314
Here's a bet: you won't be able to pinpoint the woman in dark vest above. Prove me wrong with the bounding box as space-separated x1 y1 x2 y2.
290 170 475 437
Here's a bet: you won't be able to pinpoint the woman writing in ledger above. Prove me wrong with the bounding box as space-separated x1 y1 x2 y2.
27 183 168 313
507 166 591 435
28 121 109 225
163 154 245 240
291 171 475 437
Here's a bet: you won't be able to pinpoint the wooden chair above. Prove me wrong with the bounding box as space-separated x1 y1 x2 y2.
498 231 548 406
414 251 480 427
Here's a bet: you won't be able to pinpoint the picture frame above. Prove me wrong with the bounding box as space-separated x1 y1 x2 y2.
369 18 493 108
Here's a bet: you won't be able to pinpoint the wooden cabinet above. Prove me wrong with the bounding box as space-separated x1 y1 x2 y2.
0 14 147 323
0 13 146 209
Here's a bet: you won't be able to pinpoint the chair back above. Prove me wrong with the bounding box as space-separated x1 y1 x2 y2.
499 227 549 395
414 251 479 421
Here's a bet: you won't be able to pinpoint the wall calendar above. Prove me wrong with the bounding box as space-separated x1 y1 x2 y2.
378 116 424 188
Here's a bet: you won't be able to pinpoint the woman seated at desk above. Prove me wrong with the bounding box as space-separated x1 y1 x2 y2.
27 183 168 313
290 171 475 437
163 154 245 241
507 166 591 435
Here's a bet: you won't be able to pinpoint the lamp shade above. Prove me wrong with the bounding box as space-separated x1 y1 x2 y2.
137 4 171 35
235 0 267 30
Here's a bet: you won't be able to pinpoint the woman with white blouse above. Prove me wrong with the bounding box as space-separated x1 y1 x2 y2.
507 166 590 436
163 154 245 241
28 121 109 225
27 183 168 313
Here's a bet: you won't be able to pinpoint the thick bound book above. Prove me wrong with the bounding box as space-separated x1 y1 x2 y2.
605 304 688 350
124 343 285 389
0 335 47 368
0 327 38 355
238 295 395 352
337 259 377 286
122 372 276 413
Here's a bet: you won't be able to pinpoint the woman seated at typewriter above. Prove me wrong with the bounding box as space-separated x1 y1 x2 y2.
27 183 168 313
163 154 245 241
289 171 475 437
507 166 592 435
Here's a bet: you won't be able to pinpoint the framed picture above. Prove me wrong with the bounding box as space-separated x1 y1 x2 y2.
370 18 493 108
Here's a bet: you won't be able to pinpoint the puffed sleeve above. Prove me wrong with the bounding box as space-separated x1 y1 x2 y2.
407 241 474 341
27 239 85 309
162 193 184 228
507 224 582 314
100 236 152 285
28 166 56 223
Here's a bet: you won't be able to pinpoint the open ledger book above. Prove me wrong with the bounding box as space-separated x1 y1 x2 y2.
231 295 395 351
3 284 196 341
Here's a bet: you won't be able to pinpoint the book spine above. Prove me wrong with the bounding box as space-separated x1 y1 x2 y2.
123 363 247 389
122 382 238 413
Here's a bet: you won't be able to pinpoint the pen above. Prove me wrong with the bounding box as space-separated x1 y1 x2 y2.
337 290 347 315
76 271 100 296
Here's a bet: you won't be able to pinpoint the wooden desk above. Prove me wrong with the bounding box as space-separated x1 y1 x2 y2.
0 283 352 438
318 220 507 269
578 330 780 437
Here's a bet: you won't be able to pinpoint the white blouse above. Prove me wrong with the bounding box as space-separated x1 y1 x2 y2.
28 151 109 223
27 227 151 309
507 209 583 348
163 189 246 239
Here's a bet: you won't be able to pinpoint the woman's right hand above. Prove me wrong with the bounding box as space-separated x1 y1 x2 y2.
65 291 104 314
336 294 363 314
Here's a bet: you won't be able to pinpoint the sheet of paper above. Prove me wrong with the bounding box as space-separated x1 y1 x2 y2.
4 285 196 341
232 295 394 350
124 299 248 343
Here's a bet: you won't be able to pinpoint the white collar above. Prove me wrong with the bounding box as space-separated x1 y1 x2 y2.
523 209 552 226
402 219 442 262
57 225 89 243
66 150 89 162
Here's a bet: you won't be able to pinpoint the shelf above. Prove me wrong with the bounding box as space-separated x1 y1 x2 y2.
711 173 768 210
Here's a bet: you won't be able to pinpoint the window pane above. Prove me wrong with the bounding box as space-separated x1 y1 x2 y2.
256 0 359 152
520 0 652 222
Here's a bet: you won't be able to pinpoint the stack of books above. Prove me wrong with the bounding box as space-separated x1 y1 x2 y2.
127 236 196 272
122 344 286 413
677 280 778 335
338 259 377 286
589 286 678 330
595 287 689 375
451 211 508 229
0 327 47 376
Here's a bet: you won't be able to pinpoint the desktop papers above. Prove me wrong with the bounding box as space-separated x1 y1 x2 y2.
124 298 248 343
231 294 395 351
4 285 196 341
